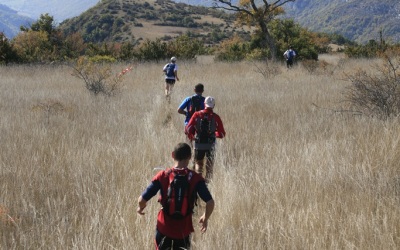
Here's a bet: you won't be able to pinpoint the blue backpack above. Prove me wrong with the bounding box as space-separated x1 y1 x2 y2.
288 50 294 60
165 63 176 78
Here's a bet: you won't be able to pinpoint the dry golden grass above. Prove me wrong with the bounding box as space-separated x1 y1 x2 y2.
1 56 400 249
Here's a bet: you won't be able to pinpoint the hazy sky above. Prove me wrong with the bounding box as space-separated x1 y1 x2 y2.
0 0 99 21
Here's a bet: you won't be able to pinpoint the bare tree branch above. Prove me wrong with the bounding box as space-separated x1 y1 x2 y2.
213 0 254 16
212 0 296 60
272 0 295 8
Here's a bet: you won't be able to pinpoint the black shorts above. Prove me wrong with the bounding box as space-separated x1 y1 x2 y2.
195 148 215 162
155 229 190 250
165 79 176 84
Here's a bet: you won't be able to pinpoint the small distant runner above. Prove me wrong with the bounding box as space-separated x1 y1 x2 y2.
283 46 296 68
163 57 179 99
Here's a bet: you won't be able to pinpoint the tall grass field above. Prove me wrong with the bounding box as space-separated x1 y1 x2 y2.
1 55 400 249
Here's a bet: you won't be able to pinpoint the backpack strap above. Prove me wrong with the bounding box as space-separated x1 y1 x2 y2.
159 169 172 204
189 96 196 114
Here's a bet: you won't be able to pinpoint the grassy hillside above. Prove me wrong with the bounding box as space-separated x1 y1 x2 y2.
1 56 400 249
59 0 239 43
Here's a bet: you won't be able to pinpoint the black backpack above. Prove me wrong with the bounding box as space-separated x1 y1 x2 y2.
188 96 202 116
162 170 196 219
195 113 216 144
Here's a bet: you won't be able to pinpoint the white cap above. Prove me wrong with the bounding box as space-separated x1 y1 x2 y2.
171 57 177 62
204 96 215 108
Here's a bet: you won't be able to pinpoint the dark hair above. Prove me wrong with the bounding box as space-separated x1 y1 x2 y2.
194 83 204 93
173 143 192 161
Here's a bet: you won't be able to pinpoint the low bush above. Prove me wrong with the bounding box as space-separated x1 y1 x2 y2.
71 56 123 96
345 50 400 119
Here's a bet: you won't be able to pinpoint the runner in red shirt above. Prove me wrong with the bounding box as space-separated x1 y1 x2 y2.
185 96 226 182
137 143 215 250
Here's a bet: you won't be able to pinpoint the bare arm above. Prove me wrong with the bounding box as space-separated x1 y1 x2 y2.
137 196 147 215
177 108 187 116
199 199 215 233
174 70 179 81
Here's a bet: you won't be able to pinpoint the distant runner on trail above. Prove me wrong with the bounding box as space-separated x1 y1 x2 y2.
283 46 296 68
185 96 226 182
163 57 179 100
137 142 215 250
177 83 205 126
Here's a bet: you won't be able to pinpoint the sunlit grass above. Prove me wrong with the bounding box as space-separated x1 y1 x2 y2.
1 56 399 249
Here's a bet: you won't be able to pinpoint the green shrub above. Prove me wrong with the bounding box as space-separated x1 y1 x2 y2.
214 36 248 62
135 39 167 61
0 33 19 64
71 56 123 96
166 35 206 60
12 30 53 63
89 55 117 63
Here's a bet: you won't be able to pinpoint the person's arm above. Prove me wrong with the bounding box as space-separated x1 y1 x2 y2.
174 65 179 81
185 112 198 138
199 199 214 233
178 98 190 116
137 196 147 215
215 115 226 138
136 180 161 215
196 180 214 233
178 108 186 116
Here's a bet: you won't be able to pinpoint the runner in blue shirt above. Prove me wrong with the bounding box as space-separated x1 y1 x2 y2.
163 57 179 102
177 83 205 125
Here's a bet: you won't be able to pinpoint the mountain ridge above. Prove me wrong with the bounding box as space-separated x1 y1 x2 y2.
0 4 34 39
284 0 400 43
1 0 399 44
176 0 400 44
0 0 99 23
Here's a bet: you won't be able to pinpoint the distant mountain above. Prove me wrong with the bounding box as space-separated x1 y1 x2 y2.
284 0 400 44
3 0 398 44
0 0 99 23
0 4 34 39
174 0 400 44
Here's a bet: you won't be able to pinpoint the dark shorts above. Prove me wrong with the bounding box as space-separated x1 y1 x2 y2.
195 148 215 162
155 229 190 250
165 79 176 84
